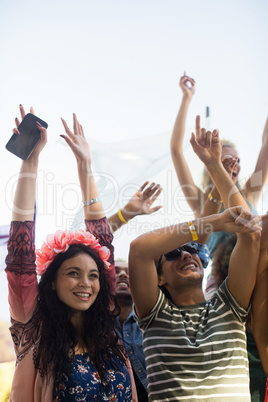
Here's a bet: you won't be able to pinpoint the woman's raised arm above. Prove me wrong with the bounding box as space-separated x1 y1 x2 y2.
170 73 203 217
245 116 268 208
12 105 47 221
61 113 105 221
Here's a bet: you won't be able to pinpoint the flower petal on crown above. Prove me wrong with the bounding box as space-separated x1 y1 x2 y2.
98 246 110 261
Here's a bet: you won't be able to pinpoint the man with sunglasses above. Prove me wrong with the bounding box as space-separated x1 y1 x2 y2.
129 119 266 401
129 206 262 401
155 242 209 299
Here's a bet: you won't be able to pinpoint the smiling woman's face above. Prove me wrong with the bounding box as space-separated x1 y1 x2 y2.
221 146 240 184
52 252 100 316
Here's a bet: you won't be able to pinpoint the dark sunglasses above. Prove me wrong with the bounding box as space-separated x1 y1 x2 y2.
164 242 209 268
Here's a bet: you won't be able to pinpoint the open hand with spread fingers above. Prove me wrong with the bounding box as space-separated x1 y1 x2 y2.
61 113 91 164
122 181 162 218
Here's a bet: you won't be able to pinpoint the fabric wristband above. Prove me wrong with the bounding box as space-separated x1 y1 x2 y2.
82 196 101 206
188 221 198 241
208 192 223 206
118 208 128 224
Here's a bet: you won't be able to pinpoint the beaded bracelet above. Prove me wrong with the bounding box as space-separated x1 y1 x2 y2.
118 208 128 224
82 196 101 206
188 221 198 241
208 192 223 206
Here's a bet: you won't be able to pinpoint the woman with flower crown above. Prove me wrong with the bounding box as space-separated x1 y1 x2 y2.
5 105 137 401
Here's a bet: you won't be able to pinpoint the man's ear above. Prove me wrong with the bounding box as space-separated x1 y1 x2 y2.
158 274 166 287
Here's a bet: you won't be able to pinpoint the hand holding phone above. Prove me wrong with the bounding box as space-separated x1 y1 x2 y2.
6 112 48 160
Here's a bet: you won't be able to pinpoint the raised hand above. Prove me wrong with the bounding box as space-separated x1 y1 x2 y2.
123 181 162 217
61 113 91 163
222 155 239 182
190 115 222 167
179 72 196 100
13 104 47 159
11 105 47 221
13 104 35 135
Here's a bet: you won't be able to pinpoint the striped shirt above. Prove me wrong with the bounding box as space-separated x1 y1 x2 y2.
136 279 250 401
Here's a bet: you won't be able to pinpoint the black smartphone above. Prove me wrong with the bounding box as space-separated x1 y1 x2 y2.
5 113 48 160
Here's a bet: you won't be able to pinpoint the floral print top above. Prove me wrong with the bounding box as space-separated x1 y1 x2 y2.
53 352 132 401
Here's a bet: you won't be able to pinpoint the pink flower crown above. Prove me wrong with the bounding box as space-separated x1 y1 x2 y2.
36 229 111 276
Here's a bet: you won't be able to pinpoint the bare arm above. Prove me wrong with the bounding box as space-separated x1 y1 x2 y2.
199 185 222 218
245 116 268 208
129 206 261 318
170 74 203 217
108 181 162 232
61 114 104 221
6 105 47 322
12 105 47 221
199 156 239 219
227 224 261 310
252 213 268 373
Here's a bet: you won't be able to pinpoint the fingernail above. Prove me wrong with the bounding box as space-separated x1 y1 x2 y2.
36 121 41 126
60 135 64 138
19 104 22 106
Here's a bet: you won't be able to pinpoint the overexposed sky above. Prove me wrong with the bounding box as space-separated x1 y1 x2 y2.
0 0 267 320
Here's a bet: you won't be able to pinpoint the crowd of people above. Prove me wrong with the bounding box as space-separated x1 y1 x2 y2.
4 73 268 402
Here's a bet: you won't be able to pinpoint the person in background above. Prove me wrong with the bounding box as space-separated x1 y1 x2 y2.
106 180 162 402
107 181 163 402
170 73 267 312
5 105 137 401
115 260 148 402
170 72 268 253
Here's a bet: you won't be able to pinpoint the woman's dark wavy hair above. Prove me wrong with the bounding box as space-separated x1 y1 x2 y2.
31 244 125 388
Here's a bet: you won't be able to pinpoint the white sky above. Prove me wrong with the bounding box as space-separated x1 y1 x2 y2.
0 0 268 321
